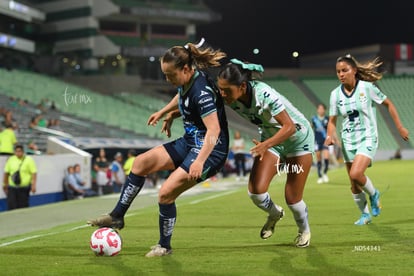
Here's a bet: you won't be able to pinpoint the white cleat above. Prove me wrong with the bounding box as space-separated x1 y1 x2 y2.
145 244 172 257
294 232 311 248
260 209 285 239
322 174 329 183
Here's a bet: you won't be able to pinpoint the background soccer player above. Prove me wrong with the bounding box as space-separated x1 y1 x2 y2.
325 54 409 225
311 103 330 183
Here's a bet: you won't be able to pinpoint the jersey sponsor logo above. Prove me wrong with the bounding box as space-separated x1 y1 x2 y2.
201 103 214 110
198 97 212 104
184 97 189 107
347 110 359 122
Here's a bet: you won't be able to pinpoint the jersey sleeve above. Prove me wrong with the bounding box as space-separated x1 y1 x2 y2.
256 87 285 116
370 83 387 104
328 90 338 116
195 86 217 118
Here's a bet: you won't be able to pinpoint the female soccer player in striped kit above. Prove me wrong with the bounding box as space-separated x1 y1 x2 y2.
216 59 314 248
325 54 409 225
88 39 229 257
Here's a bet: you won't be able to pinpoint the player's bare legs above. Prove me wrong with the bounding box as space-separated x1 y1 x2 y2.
346 154 381 225
248 151 284 240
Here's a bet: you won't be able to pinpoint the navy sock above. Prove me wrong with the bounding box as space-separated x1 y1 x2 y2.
317 161 322 177
110 173 145 218
158 202 176 250
324 159 329 174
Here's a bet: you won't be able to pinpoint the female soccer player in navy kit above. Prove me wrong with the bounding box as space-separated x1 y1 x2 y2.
311 103 330 184
325 54 409 225
88 39 229 257
216 59 314 247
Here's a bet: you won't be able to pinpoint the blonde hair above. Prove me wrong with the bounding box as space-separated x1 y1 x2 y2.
337 55 383 82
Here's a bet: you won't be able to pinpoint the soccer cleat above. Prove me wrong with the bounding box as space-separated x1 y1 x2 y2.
354 213 372 225
260 208 285 239
317 178 324 184
87 214 125 230
369 190 381 217
145 244 172 257
322 174 329 183
294 232 311 248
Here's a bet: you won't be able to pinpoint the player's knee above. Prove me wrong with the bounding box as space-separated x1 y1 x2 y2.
348 170 364 183
158 192 173 204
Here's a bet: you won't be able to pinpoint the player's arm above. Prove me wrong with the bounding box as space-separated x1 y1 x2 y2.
2 171 9 194
147 94 179 126
325 116 338 145
382 98 409 141
188 111 221 180
250 110 296 160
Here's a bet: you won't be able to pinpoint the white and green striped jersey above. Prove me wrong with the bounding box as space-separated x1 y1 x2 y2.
229 80 311 143
329 80 387 150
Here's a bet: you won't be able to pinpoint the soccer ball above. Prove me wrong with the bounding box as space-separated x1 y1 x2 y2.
90 227 122 256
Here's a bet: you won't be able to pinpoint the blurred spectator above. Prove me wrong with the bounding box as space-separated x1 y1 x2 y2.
232 130 247 181
123 149 136 176
36 114 48 128
2 144 37 210
93 148 110 195
73 163 86 186
48 118 62 131
111 152 125 193
0 122 17 155
26 141 42 155
29 116 39 129
63 165 97 199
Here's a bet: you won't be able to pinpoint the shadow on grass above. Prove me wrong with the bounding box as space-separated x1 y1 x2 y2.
269 245 370 276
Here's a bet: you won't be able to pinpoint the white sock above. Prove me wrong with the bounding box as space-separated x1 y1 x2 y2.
352 192 370 214
361 177 375 196
288 200 310 234
248 191 283 219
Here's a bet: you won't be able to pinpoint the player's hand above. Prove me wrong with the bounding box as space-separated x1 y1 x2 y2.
189 160 203 180
147 111 164 126
250 139 268 161
161 114 174 138
398 126 409 141
324 135 334 146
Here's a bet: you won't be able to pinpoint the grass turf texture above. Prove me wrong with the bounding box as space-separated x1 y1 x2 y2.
0 160 413 275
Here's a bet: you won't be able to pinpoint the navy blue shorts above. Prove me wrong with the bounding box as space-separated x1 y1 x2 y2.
163 137 228 183
315 137 328 151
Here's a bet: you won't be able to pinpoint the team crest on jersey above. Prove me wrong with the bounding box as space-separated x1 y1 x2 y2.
359 92 367 103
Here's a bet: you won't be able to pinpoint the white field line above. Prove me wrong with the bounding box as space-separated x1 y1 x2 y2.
0 189 237 247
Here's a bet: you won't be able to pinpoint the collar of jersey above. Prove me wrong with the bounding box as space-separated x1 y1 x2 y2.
180 70 199 96
341 79 359 98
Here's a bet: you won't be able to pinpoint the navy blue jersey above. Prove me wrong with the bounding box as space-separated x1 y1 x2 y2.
311 115 328 141
177 70 229 153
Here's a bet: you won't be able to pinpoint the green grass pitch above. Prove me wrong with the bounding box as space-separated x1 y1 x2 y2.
0 160 413 275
